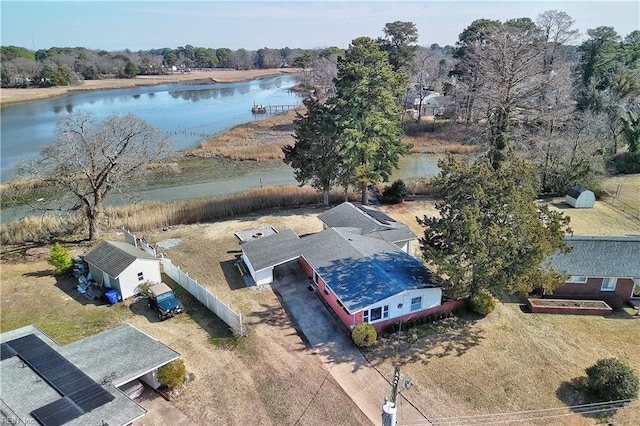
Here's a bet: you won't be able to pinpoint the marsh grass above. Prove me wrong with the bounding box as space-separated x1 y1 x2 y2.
187 110 300 160
103 185 350 232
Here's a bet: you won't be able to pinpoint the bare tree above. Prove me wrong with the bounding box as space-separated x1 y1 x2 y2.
18 111 175 240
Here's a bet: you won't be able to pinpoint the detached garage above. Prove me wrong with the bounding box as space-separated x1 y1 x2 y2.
565 187 595 208
84 240 162 299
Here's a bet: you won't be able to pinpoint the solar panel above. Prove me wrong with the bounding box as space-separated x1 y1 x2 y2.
31 397 84 426
4 334 115 426
0 342 17 360
69 383 114 412
7 334 96 395
357 205 396 225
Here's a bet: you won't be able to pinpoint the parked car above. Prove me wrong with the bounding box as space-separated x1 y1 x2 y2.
147 282 183 320
118 379 144 400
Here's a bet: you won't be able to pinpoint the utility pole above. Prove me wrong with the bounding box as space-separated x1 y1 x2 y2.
382 366 401 426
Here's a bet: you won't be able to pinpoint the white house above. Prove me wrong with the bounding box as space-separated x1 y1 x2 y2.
84 240 162 299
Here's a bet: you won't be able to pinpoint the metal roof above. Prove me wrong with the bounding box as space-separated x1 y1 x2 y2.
317 202 416 244
551 235 640 278
84 240 159 278
566 186 591 199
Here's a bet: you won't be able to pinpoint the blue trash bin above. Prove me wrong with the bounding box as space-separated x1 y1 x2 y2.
105 289 119 304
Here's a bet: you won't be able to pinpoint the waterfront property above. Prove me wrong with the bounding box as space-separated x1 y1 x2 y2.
236 202 442 331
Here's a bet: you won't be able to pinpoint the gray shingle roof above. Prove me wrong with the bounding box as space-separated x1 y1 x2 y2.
84 240 159 278
240 229 301 271
551 235 640 278
0 324 162 426
317 202 416 244
241 227 436 312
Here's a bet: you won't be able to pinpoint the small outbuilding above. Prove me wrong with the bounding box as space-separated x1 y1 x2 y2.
565 187 595 208
84 240 162 300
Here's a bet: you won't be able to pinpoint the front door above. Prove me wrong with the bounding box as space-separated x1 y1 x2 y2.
103 271 111 288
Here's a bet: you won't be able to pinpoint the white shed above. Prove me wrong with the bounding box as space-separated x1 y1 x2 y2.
565 187 595 208
84 240 162 299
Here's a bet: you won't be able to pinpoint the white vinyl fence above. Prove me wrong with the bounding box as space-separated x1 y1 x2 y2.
161 258 243 336
123 228 244 336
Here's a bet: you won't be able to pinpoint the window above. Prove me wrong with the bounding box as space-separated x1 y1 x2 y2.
566 276 588 284
370 307 382 321
383 305 389 319
363 310 369 323
137 272 144 282
600 277 616 292
411 297 422 312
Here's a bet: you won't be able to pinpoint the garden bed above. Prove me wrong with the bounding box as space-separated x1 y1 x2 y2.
526 298 613 315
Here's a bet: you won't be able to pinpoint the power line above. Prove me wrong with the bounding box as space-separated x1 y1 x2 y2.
400 398 640 426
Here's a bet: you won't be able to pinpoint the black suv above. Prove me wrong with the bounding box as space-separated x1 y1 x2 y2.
147 283 183 320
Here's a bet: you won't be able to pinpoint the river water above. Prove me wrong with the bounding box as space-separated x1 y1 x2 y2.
1 75 304 180
1 75 440 224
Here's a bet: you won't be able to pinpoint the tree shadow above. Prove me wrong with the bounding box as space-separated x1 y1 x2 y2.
219 259 247 290
367 315 486 368
161 277 235 339
53 274 108 306
556 378 624 420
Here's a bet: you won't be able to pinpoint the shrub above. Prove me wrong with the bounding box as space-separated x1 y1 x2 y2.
157 359 187 390
585 358 639 402
351 323 377 347
381 179 409 204
612 152 640 174
48 242 74 275
469 290 496 315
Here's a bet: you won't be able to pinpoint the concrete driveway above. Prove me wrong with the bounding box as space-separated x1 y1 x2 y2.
272 261 429 425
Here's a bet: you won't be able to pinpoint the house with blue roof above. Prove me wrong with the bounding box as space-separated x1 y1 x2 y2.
236 203 442 331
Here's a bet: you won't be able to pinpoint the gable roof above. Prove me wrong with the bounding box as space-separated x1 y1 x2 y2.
551 235 640 278
84 241 159 278
317 202 416 244
241 227 436 313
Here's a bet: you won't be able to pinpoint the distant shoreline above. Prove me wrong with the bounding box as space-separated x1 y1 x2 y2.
0 69 302 106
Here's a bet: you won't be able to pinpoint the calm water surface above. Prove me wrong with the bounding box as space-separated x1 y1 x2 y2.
1 75 303 180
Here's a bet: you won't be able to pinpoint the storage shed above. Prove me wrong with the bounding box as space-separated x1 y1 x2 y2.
565 187 595 208
84 241 162 300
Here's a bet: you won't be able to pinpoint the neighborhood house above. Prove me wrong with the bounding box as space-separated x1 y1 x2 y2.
84 240 162 300
550 235 640 304
0 323 180 426
237 202 443 331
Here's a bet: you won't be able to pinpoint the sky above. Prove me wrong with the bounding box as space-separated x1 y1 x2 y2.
1 1 639 52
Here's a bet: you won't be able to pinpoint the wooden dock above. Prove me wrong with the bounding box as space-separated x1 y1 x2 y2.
252 104 300 114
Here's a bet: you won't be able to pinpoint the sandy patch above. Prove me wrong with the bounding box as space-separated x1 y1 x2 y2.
1 69 302 106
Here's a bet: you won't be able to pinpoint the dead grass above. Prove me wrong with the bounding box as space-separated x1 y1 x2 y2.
601 174 640 212
0 225 369 425
2 199 639 425
366 303 640 425
547 197 640 236
186 110 300 160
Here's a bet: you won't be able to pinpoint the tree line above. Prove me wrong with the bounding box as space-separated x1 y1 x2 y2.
7 12 639 304
0 44 345 88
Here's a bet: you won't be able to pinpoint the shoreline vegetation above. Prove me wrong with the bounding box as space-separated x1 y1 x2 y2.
0 68 302 106
0 68 478 245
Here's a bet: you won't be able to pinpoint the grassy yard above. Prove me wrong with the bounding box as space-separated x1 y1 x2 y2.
2 192 638 425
